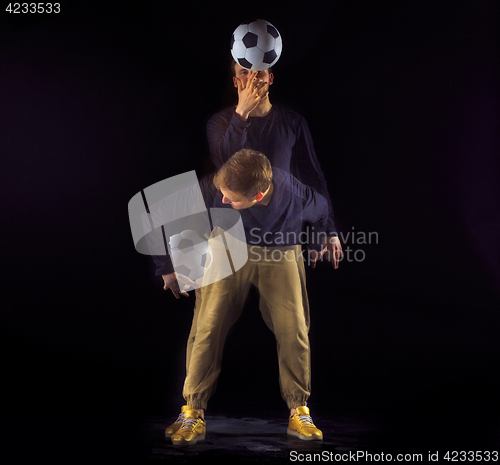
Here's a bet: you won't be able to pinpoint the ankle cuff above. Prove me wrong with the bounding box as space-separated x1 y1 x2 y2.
185 398 208 410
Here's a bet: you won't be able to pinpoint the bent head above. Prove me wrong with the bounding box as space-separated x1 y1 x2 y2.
213 149 273 210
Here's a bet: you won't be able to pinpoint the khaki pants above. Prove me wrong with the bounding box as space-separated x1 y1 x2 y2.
182 243 311 410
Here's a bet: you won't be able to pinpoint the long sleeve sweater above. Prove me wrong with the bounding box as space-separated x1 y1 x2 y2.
151 167 329 276
206 105 337 235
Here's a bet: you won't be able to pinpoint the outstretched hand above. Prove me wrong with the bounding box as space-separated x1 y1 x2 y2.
235 71 268 121
326 236 343 269
307 236 343 269
307 246 327 269
162 272 199 299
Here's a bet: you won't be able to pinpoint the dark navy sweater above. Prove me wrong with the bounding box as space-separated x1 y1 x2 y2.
206 105 337 235
153 168 328 276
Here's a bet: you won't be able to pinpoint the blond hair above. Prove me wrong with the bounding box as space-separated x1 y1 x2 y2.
213 149 273 198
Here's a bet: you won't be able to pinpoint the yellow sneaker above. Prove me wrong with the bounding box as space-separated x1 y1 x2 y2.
164 405 191 438
170 409 206 446
287 406 323 441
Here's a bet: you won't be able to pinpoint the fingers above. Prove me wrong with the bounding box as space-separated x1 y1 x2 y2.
171 288 180 299
162 273 194 299
308 248 320 269
163 278 182 299
323 238 340 267
253 79 267 94
247 72 266 94
171 283 190 298
238 71 258 91
177 274 200 292
332 244 343 269
165 277 199 299
307 240 346 269
236 71 269 117
249 70 258 87
170 287 190 299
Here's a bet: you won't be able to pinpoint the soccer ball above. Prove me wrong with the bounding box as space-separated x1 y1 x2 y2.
169 230 213 281
230 19 282 71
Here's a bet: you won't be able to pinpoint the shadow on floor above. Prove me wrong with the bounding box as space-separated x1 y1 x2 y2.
135 402 500 463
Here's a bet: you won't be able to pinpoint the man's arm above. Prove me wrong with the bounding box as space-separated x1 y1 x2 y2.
207 111 250 168
162 272 199 299
148 176 217 297
290 116 338 236
149 230 199 298
207 71 267 168
300 181 343 269
290 116 343 268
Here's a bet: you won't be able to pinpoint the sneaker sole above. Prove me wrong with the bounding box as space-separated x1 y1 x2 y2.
171 434 206 446
287 429 323 441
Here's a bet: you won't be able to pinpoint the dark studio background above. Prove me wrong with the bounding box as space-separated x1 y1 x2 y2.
1 0 499 460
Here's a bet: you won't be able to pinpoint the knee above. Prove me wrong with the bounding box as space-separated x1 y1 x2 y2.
192 324 220 345
276 327 309 348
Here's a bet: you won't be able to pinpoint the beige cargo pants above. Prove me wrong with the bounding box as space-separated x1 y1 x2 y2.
182 242 311 410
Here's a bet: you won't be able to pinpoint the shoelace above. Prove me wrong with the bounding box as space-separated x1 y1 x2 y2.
180 418 198 430
175 413 185 424
297 414 315 426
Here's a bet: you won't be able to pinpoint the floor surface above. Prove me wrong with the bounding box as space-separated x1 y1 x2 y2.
134 403 500 463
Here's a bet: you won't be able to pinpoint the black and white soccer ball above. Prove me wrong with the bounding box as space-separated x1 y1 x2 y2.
230 19 282 71
169 230 213 281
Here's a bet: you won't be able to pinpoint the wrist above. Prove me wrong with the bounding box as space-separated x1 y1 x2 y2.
235 106 250 122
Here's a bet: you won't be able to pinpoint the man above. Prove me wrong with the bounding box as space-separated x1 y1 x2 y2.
158 150 334 446
207 60 343 265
